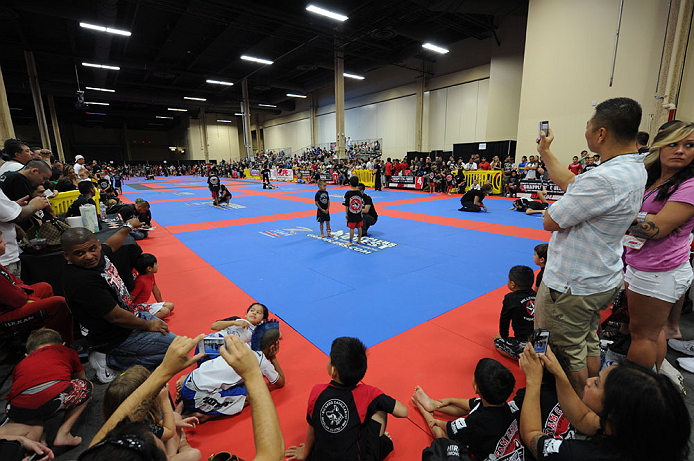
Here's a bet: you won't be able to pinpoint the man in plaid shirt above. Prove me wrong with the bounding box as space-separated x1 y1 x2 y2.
533 98 647 396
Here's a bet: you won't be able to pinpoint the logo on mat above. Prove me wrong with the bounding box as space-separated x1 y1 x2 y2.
307 231 397 255
259 226 313 238
320 399 349 434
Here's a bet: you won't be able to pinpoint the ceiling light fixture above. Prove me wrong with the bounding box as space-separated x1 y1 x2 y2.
206 79 234 86
85 101 110 106
184 96 207 101
286 93 307 98
422 42 449 54
241 55 274 65
85 112 106 115
344 72 365 80
234 113 244 116
168 108 187 112
82 62 120 71
86 86 115 93
217 119 233 123
306 4 348 22
258 103 277 108
80 22 131 36
156 116 174 119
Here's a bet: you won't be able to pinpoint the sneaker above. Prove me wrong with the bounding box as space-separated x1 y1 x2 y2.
661 358 686 395
668 339 694 356
677 357 694 374
89 351 117 383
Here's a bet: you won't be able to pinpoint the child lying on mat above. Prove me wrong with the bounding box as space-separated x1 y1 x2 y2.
177 320 284 423
210 302 269 344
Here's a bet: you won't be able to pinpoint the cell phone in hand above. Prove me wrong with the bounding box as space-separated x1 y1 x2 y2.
538 120 549 139
532 328 550 356
44 189 53 198
203 336 225 356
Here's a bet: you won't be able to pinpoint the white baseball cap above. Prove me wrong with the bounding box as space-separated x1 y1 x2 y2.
75 155 84 161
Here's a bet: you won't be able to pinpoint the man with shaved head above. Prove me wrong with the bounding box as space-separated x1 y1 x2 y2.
61 220 176 383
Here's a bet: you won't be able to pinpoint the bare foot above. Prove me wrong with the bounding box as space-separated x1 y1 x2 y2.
327 231 332 237
188 412 215 424
347 241 354 246
357 240 362 244
175 375 186 403
320 234 325 238
413 385 438 413
54 432 82 447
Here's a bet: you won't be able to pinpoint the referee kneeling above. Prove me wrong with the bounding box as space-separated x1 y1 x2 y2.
358 183 378 236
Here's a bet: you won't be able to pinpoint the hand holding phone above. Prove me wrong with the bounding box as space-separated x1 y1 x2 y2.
538 120 549 139
532 328 550 356
203 336 226 356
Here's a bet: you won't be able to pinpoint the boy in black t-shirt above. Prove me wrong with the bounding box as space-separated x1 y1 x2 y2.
412 359 523 461
533 244 548 290
343 176 363 245
493 265 537 359
459 184 491 212
207 172 221 206
262 165 271 189
285 337 408 461
66 180 97 218
314 180 331 238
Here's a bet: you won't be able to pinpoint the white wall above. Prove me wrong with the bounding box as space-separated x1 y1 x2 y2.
187 113 241 162
678 20 694 122
263 117 310 153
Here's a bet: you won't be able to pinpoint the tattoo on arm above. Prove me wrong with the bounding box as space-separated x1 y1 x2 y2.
131 394 157 421
529 433 543 460
629 221 660 239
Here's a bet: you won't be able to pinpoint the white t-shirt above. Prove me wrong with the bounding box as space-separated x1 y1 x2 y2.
525 162 538 179
464 162 477 170
74 163 86 176
0 189 22 265
0 161 23 176
221 319 255 344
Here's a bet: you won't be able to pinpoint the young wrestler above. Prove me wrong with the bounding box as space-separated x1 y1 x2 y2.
285 337 408 461
343 176 364 245
4 328 92 447
510 189 550 216
132 253 175 319
315 180 332 238
412 359 522 461
218 184 232 206
493 266 537 359
210 302 269 344
207 171 221 206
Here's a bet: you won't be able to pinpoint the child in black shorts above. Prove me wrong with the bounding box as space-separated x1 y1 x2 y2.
285 337 408 461
493 265 537 359
343 176 364 245
412 358 522 461
314 180 332 238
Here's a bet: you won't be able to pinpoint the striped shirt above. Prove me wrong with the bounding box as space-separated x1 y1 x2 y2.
544 153 647 295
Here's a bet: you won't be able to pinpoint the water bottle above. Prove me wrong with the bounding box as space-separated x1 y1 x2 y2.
100 202 107 218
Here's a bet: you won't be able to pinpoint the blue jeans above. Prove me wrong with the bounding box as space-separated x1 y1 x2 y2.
106 312 176 370
130 229 149 240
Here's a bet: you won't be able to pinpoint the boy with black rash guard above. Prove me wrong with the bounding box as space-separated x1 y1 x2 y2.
285 337 408 461
314 180 331 238
218 184 232 206
261 165 271 189
493 266 537 359
343 176 364 245
207 172 221 206
412 359 523 461
459 184 491 212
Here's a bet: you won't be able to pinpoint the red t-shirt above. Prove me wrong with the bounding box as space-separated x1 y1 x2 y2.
385 162 393 175
131 274 155 305
568 162 582 175
6 344 83 404
480 162 491 170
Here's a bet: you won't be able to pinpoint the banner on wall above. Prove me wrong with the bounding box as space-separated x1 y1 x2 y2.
300 170 313 180
270 168 294 182
388 175 417 189
517 179 564 200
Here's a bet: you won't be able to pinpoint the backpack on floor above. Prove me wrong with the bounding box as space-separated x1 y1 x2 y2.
422 438 473 461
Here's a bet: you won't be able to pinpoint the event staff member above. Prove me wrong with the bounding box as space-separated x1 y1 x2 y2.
358 183 378 236
459 184 491 212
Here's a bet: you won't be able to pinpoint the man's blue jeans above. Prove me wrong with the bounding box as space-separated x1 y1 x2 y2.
106 312 176 370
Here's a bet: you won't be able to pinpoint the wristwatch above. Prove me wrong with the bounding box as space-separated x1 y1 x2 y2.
123 222 134 231
636 211 648 223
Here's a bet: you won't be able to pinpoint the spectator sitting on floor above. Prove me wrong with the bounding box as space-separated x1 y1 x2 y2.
0 229 73 342
4 328 92 448
66 180 97 218
108 200 151 240
493 265 537 359
60 226 176 384
459 184 491 212
469 179 481 190
131 253 174 319
357 183 378 236
505 170 521 197
412 358 521 461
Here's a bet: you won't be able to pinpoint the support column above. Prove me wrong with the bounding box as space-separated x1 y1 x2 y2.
0 65 15 144
24 51 51 150
241 78 252 159
414 75 425 151
256 115 264 153
200 108 209 163
309 93 317 146
122 122 132 162
334 42 345 159
47 95 65 162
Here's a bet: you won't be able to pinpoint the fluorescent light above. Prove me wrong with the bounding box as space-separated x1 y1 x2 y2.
206 79 234 86
156 116 174 119
168 108 187 112
86 86 115 93
80 22 132 36
184 96 207 101
82 62 120 71
306 4 348 21
258 103 277 108
217 119 233 123
169 146 177 150
344 72 364 80
9 107 22 111
422 43 449 54
241 55 274 65
85 101 109 106
234 113 244 116
85 112 106 115
286 93 307 98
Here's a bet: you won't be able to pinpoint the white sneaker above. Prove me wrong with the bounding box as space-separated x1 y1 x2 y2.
668 339 694 356
89 351 117 383
677 357 694 374
661 358 686 395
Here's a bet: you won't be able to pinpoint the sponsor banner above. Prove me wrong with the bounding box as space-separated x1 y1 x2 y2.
269 168 294 181
307 230 397 255
388 175 417 189
518 179 564 200
250 169 261 177
319 173 335 184
300 170 313 180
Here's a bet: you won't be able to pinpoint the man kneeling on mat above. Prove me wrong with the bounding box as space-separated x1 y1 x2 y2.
177 321 284 423
459 184 491 212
